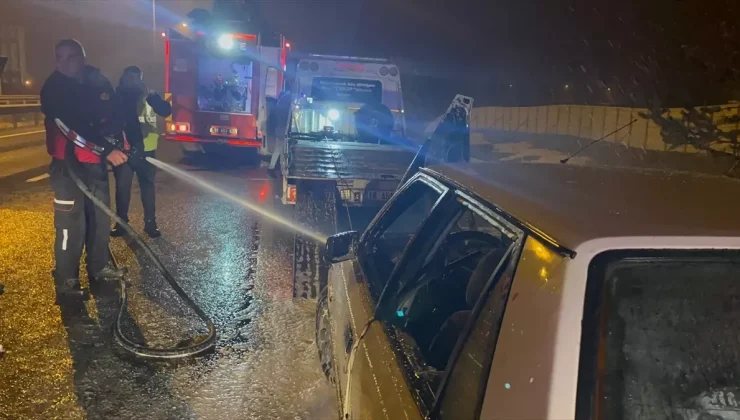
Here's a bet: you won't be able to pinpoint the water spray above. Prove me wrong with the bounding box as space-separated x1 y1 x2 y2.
145 157 328 243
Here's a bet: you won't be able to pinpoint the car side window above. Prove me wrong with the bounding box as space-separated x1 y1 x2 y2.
361 178 443 296
436 254 517 419
382 200 520 414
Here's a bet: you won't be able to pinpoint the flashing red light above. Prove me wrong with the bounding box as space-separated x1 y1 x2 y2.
287 185 297 204
285 42 291 48
232 33 257 40
337 62 364 72
258 182 269 203
164 40 170 91
226 140 261 147
172 135 197 142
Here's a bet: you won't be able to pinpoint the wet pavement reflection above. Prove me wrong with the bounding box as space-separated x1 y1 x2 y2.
0 146 340 419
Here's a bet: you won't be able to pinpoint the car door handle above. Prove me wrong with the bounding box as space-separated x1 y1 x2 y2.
344 324 353 354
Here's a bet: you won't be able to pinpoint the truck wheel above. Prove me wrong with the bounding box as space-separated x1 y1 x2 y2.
293 181 337 299
244 148 261 167
181 144 204 162
315 286 336 383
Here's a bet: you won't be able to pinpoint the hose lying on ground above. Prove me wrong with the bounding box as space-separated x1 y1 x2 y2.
59 120 216 360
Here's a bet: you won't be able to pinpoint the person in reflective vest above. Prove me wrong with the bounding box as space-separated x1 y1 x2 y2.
111 65 171 238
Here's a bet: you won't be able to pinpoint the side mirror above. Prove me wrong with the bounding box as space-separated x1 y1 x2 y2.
324 231 360 264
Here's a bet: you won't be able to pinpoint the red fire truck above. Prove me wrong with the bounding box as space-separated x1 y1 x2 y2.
164 24 289 160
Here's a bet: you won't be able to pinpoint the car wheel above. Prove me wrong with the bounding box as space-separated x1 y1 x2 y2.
315 286 336 383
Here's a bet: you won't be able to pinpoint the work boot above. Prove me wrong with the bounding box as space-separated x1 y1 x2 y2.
144 220 161 239
110 223 126 237
53 275 90 304
89 264 127 283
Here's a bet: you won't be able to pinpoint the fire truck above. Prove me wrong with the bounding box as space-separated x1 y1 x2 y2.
164 22 289 161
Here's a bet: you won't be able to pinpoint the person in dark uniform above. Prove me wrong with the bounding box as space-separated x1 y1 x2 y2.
354 101 394 144
41 38 128 302
110 65 171 238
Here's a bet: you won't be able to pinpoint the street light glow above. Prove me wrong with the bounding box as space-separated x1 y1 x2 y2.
161 32 166 38
181 22 188 28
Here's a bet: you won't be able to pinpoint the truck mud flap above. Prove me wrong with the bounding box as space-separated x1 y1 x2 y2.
293 181 337 299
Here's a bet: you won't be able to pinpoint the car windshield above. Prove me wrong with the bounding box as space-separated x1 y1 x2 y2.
597 254 740 420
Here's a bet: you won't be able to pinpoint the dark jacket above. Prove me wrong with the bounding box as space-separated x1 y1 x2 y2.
116 87 171 151
41 66 122 162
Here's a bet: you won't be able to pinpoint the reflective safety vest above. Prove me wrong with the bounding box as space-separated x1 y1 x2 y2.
138 99 161 152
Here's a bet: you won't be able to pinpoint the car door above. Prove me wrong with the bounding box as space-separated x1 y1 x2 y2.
365 189 524 419
326 174 450 419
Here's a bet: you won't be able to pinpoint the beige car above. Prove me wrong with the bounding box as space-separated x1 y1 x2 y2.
317 162 740 420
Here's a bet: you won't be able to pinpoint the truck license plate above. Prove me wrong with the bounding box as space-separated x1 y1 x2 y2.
364 190 394 202
210 126 238 137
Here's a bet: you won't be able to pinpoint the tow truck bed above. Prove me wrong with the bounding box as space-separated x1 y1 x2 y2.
287 140 415 181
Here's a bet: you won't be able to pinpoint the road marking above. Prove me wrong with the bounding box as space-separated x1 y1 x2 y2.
26 173 50 182
0 129 45 139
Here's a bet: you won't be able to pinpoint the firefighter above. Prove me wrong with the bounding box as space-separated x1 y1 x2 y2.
110 65 171 238
41 39 129 301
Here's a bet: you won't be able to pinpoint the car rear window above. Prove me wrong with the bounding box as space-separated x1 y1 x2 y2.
579 253 740 420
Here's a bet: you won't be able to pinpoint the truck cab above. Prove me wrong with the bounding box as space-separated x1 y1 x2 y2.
164 25 289 161
276 55 413 209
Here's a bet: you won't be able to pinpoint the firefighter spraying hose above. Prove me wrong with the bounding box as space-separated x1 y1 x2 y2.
55 118 217 360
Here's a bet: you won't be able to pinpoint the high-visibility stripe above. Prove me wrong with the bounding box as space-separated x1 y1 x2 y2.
54 199 75 205
62 229 68 251
164 93 172 122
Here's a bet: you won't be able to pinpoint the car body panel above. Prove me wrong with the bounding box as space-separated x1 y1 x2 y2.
325 161 740 420
327 260 422 420
480 236 740 420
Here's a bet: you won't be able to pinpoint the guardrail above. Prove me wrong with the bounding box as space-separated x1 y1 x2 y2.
0 95 41 108
0 96 42 132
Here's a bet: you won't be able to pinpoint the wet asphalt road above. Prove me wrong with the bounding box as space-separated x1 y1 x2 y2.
0 140 357 419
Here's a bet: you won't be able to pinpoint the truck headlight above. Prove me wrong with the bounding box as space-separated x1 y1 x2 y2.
218 34 235 50
328 109 340 122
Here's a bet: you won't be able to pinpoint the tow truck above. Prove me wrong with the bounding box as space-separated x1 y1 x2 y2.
164 20 289 162
268 53 474 298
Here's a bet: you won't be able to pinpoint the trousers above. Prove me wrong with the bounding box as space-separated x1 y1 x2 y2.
112 150 156 223
50 159 111 280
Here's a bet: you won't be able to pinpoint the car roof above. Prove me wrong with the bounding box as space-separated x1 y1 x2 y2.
423 162 740 250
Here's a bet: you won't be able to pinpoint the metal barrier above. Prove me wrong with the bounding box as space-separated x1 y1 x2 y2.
0 95 40 108
0 96 42 132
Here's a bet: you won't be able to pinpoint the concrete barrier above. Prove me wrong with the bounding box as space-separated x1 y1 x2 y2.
0 112 43 132
471 103 740 155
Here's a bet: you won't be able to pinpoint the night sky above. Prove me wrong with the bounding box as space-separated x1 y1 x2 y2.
0 0 737 114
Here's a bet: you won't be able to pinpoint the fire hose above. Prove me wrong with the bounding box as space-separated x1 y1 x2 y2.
55 118 216 360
